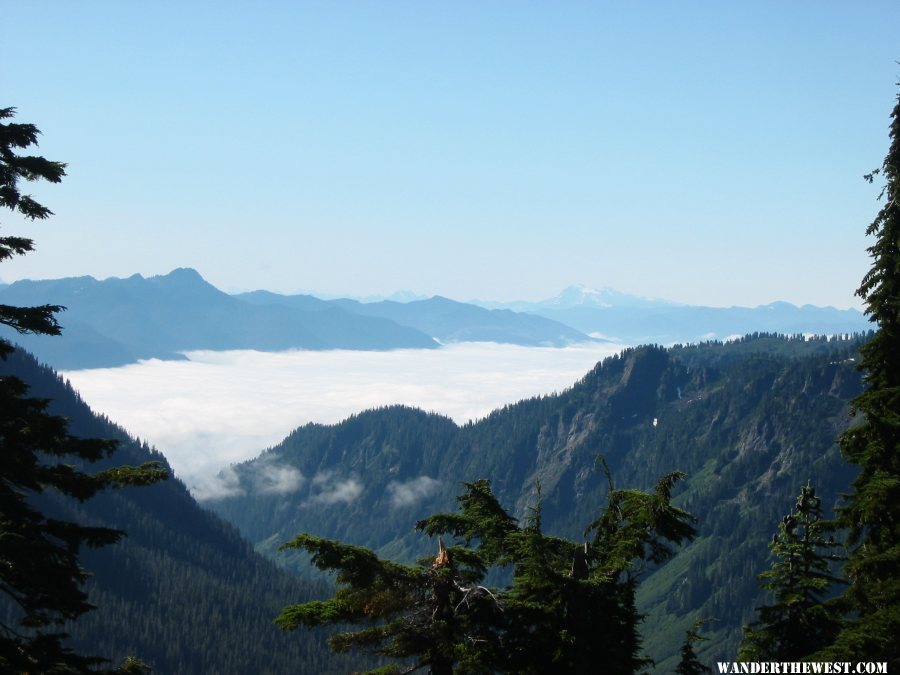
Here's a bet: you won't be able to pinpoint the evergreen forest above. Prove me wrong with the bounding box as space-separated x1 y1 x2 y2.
209 332 868 670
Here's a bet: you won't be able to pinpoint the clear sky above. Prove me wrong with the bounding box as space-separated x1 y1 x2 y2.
2 2 898 308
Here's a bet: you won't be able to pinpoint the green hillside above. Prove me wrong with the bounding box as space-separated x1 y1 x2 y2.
0 348 358 674
208 333 867 670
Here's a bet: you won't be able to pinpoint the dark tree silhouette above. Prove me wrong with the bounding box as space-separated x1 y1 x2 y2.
815 85 900 666
0 107 67 343
278 470 695 674
0 106 167 673
676 620 712 675
739 484 844 661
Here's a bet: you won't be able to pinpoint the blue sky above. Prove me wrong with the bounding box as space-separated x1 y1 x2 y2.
2 2 898 308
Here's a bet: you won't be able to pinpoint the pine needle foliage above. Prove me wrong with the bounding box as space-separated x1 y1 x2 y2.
739 484 844 661
279 470 695 674
0 107 66 342
676 620 712 675
813 84 900 665
0 106 168 673
276 531 500 675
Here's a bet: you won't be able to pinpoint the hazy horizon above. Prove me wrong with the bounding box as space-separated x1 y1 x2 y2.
0 266 873 312
4 4 899 311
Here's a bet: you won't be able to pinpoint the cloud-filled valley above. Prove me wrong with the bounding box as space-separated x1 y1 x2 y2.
61 341 624 497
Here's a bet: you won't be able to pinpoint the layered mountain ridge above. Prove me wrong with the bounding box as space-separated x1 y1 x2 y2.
0 269 598 369
477 284 869 342
0 269 440 369
0 270 870 370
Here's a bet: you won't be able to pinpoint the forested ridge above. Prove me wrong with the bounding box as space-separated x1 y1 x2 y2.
0 348 360 674
209 333 868 670
0 333 874 672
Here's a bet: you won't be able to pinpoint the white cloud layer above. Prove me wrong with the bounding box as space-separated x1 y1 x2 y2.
61 342 624 496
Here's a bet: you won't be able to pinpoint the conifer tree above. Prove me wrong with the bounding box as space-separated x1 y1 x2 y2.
0 107 66 341
275 530 502 674
739 484 844 661
420 473 695 673
279 471 695 674
676 620 712 675
815 85 900 665
276 481 511 673
0 106 168 673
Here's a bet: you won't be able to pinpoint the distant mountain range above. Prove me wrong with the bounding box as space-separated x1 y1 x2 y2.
474 283 680 311
238 291 591 347
0 270 595 369
530 300 870 344
0 271 870 370
475 284 870 342
0 268 442 369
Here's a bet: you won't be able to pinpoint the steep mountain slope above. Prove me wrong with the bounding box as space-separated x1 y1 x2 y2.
207 334 866 670
0 349 355 674
0 269 438 369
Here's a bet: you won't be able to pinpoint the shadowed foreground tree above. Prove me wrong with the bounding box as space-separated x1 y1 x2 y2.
676 620 712 675
812 85 900 666
277 470 695 674
739 484 844 661
0 106 167 673
0 106 66 339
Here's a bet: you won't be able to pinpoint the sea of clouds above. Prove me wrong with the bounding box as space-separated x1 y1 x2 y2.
61 341 625 498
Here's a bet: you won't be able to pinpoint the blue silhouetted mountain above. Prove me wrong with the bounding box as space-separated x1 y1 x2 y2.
0 269 438 369
258 294 598 346
235 289 334 312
